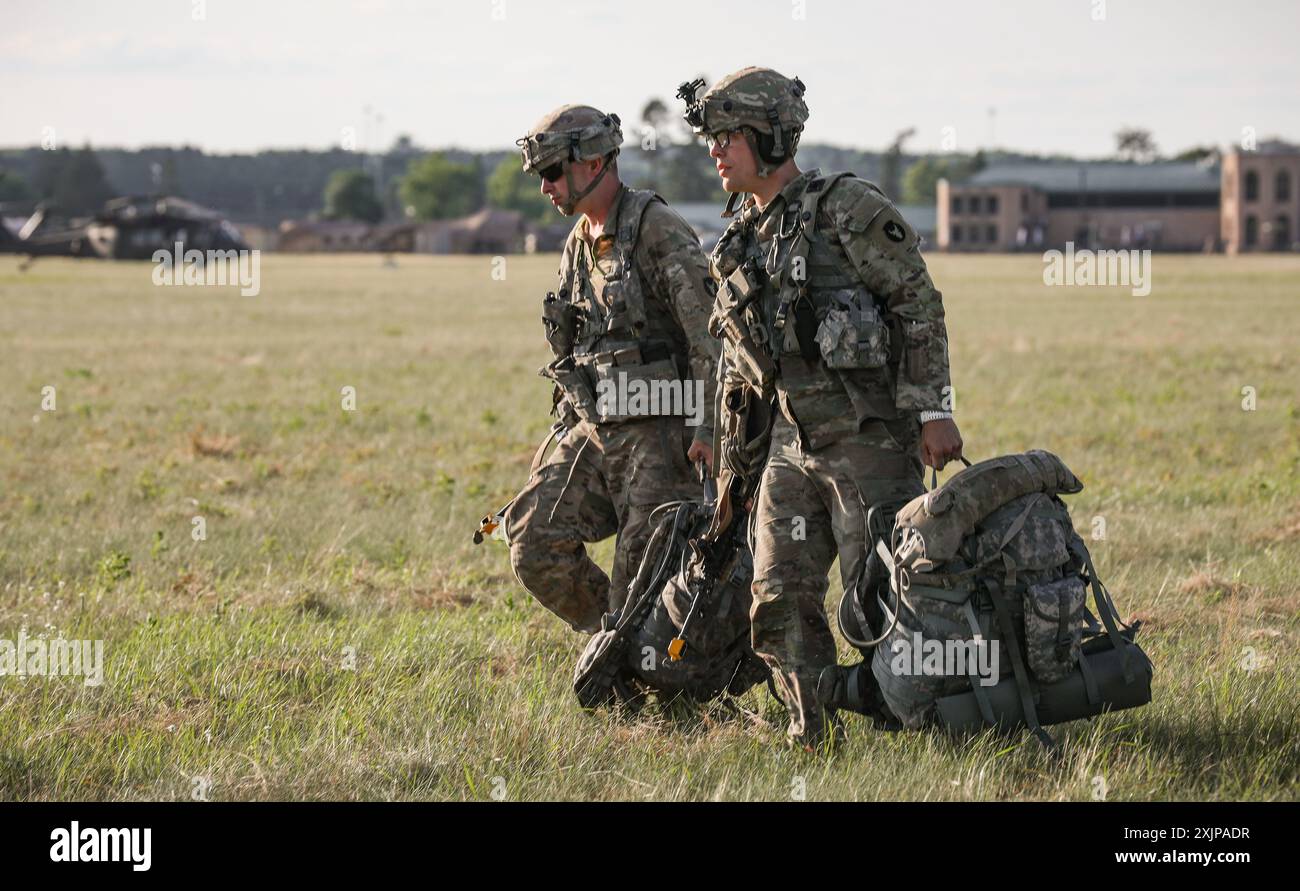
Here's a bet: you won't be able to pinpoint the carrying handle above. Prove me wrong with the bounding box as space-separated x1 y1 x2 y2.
928 454 972 491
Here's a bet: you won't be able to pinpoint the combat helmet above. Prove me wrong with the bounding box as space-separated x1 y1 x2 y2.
677 67 809 178
517 104 623 215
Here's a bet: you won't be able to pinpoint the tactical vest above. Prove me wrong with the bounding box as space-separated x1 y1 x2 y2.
711 171 902 455
539 187 687 426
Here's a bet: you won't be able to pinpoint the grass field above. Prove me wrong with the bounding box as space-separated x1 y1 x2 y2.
1 251 1297 801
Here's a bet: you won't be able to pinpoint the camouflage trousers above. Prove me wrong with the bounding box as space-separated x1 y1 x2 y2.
751 411 924 747
503 416 699 634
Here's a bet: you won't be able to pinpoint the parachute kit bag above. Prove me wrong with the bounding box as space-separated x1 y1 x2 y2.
841 451 1153 747
573 468 768 710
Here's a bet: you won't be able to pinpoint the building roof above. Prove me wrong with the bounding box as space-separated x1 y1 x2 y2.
896 204 936 233
964 161 1220 194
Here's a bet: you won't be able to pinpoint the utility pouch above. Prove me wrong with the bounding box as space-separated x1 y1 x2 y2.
540 355 599 423
815 289 890 369
1024 575 1086 684
541 292 584 359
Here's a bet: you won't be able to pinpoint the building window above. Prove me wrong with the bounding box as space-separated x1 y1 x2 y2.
1245 170 1259 202
1275 215 1291 250
988 196 1000 214
1245 215 1258 247
951 225 962 243
986 224 997 244
969 225 980 243
952 196 963 214
970 195 982 215
1277 170 1292 203
1021 193 1028 212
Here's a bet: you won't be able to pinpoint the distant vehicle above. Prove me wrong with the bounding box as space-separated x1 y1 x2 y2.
0 195 248 261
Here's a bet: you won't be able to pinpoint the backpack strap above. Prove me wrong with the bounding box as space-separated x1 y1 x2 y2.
960 600 998 726
1076 542 1138 684
984 577 1055 749
1077 650 1101 705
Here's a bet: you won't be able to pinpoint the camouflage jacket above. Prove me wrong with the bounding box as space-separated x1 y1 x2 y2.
556 185 719 444
710 168 953 451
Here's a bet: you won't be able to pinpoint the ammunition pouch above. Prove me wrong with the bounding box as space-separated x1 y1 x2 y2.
540 356 600 424
814 288 890 370
542 292 584 359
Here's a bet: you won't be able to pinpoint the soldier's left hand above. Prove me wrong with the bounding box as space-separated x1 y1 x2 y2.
687 440 714 474
920 418 963 470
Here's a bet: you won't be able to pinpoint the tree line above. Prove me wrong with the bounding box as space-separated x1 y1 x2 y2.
0 126 1212 226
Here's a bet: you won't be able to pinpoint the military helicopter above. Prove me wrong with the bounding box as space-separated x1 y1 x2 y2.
1 195 248 262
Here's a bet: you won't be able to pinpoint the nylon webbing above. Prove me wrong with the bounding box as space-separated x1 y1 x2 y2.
1080 546 1137 683
986 579 1055 748
961 600 998 726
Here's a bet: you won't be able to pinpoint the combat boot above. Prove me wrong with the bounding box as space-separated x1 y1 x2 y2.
817 662 901 731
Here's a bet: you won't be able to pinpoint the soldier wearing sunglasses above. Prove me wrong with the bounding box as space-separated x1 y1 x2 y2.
501 105 720 636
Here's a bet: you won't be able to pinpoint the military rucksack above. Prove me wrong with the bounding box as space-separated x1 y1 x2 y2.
829 451 1154 747
573 472 769 709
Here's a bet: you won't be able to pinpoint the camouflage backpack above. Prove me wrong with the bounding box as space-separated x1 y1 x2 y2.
573 473 769 709
828 451 1154 747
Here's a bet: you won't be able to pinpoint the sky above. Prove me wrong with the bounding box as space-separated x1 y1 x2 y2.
3 0 1298 157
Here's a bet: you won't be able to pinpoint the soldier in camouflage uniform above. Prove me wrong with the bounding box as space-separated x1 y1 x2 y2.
680 68 965 749
502 105 720 635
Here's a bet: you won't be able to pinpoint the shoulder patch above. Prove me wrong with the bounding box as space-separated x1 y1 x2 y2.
831 179 891 234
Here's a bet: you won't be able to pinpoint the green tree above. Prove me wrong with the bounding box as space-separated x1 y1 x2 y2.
657 146 719 203
399 152 482 220
1115 127 1159 163
0 168 32 202
323 169 384 222
485 157 552 223
1173 145 1218 163
901 152 987 206
34 145 114 215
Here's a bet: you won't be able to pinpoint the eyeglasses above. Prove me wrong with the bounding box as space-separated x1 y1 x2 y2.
538 162 565 183
705 130 740 150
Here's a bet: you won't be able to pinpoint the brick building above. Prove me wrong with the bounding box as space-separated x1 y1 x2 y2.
935 142 1300 253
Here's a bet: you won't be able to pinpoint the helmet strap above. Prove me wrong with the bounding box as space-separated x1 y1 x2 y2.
559 155 612 216
742 128 774 179
721 191 744 218
765 107 786 159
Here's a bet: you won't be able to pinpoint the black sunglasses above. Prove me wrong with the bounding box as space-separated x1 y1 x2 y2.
539 162 565 183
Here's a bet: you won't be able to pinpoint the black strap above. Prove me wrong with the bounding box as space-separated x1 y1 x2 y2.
961 601 998 726
1055 587 1071 662
1078 545 1137 683
1078 651 1101 705
985 579 1055 749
